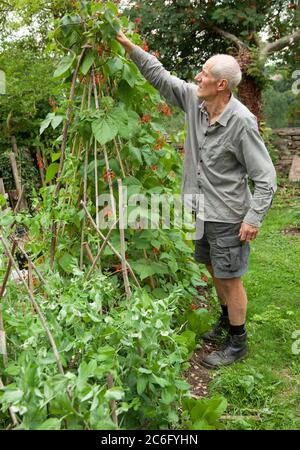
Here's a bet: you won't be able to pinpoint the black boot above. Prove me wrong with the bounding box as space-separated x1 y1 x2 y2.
202 314 230 343
200 332 248 369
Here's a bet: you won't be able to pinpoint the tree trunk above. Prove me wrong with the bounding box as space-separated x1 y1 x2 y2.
237 74 263 124
236 48 264 124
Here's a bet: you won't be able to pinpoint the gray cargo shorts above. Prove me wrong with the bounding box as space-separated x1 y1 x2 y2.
194 221 250 279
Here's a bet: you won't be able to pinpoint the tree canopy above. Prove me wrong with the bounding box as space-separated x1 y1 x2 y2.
124 0 300 121
125 0 300 79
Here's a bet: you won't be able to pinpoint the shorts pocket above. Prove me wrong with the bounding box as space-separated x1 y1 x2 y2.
215 235 243 272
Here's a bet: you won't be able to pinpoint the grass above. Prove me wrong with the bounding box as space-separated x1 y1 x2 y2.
208 189 300 430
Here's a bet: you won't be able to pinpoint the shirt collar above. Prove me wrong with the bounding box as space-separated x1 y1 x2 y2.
198 94 235 127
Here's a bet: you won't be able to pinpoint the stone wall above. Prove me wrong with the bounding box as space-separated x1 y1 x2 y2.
272 128 300 177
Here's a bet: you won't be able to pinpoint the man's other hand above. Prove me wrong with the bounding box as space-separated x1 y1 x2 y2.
239 222 259 241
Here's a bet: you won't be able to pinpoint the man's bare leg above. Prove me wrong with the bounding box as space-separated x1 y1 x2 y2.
215 277 248 325
205 264 227 306
205 264 247 325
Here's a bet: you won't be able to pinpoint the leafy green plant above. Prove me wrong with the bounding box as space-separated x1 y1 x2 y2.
180 396 227 430
0 270 224 430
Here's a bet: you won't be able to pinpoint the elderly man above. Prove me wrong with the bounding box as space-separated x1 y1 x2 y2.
116 31 277 368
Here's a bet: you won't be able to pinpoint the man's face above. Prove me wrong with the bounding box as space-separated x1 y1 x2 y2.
194 58 221 100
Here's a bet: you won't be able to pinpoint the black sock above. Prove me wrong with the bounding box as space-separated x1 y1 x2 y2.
229 324 245 336
221 304 228 317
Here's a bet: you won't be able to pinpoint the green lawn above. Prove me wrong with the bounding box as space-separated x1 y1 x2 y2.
209 198 300 430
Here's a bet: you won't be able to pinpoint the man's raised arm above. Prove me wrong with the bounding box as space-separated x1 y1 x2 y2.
115 31 196 112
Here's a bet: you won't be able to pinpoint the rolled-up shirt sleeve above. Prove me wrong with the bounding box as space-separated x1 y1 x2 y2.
129 45 193 112
235 125 277 227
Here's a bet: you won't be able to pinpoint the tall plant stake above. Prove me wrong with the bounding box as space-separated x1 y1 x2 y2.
81 201 140 288
50 45 88 268
118 179 131 298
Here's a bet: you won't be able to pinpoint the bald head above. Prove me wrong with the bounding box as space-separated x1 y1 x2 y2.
207 54 242 90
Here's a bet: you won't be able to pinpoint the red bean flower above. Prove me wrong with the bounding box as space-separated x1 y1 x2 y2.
97 45 104 57
103 170 115 182
189 303 199 310
141 114 152 123
152 50 160 58
157 103 171 117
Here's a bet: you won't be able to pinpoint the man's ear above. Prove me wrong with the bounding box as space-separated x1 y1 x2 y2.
217 79 228 91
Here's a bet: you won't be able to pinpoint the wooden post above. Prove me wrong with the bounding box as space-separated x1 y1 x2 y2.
8 152 27 210
0 178 6 196
13 186 25 213
11 135 18 154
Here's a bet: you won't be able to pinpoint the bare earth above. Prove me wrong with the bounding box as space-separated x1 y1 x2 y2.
184 341 217 397
281 225 300 236
184 284 217 397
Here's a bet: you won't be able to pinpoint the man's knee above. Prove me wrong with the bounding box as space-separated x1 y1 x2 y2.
214 276 242 293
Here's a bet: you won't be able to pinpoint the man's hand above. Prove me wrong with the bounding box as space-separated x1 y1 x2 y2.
115 31 135 54
239 222 259 241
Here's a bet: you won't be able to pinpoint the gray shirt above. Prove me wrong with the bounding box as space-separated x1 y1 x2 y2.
130 46 277 227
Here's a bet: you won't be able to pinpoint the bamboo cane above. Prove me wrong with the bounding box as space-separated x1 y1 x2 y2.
81 201 141 288
0 240 17 369
91 68 117 221
107 372 118 427
94 138 100 228
0 241 17 299
85 217 119 280
104 147 117 220
14 242 46 285
55 46 88 190
143 249 156 290
82 242 97 267
62 77 90 238
50 45 89 268
115 138 126 178
118 179 131 298
80 141 90 269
